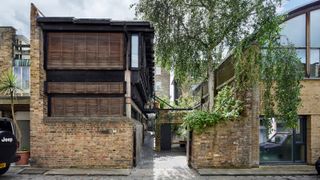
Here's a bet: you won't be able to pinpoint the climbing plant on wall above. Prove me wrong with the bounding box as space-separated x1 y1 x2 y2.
135 0 303 132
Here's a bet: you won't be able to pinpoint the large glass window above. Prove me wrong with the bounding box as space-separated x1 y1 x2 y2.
311 10 320 47
13 66 30 93
310 49 320 78
310 10 320 78
259 117 306 163
280 14 306 47
131 34 139 68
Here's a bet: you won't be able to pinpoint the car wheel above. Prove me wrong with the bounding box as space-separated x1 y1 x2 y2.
0 163 10 175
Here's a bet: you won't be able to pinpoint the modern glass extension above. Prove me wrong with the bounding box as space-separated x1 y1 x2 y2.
259 117 306 163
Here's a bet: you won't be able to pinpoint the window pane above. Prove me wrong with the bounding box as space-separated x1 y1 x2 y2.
13 67 22 88
310 49 320 78
131 35 139 68
280 14 306 47
22 67 30 90
296 49 306 74
311 10 320 47
260 118 293 162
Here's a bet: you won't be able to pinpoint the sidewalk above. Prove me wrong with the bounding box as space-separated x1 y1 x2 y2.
198 165 317 176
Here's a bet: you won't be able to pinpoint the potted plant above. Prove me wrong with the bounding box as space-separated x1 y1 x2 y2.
16 147 30 165
0 70 26 164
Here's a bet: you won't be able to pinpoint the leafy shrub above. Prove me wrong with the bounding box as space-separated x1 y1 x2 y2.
183 86 243 133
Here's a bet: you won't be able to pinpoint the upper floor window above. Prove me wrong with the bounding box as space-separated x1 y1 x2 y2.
131 34 139 68
13 66 30 94
311 10 320 78
280 14 306 47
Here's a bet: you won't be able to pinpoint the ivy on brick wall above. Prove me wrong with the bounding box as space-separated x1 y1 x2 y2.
183 86 243 133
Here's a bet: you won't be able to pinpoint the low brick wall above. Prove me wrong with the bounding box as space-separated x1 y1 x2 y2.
190 88 259 168
30 118 135 168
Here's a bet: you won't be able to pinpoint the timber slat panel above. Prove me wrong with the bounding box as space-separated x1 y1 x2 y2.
47 32 123 69
51 97 123 117
47 82 124 94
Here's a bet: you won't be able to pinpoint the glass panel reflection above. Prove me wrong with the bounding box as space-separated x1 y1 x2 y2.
280 14 306 47
260 121 293 162
311 10 320 47
296 49 306 73
310 49 320 78
260 117 306 163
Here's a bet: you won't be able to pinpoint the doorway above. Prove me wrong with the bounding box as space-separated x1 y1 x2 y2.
259 117 306 163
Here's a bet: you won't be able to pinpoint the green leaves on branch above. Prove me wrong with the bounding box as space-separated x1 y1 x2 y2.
183 86 242 133
134 0 283 82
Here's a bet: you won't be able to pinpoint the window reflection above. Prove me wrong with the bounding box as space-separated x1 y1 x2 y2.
296 49 306 73
131 35 139 68
311 10 320 47
280 14 306 47
310 49 320 78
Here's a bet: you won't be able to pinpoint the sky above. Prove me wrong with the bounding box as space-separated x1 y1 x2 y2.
0 0 317 38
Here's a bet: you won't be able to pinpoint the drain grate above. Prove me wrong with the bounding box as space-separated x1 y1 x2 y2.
19 168 48 175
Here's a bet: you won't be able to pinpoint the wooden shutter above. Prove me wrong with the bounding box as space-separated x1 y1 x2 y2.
47 32 124 69
47 82 124 94
51 97 124 117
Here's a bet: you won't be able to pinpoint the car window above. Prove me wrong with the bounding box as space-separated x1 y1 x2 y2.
267 134 288 144
0 121 13 133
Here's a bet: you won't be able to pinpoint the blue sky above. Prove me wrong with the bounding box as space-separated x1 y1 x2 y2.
0 0 317 38
281 0 318 13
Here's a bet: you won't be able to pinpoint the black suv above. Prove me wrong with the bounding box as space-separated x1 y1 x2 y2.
0 118 20 175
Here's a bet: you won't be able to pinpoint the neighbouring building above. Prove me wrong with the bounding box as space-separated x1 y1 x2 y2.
0 26 31 150
30 4 154 168
189 1 320 168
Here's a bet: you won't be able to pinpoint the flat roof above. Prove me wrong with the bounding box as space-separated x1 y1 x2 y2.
37 17 154 32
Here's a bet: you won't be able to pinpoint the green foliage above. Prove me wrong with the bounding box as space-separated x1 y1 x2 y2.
273 46 304 128
134 0 283 82
214 86 243 119
183 86 242 133
0 69 21 95
136 0 303 132
0 69 22 145
234 39 303 132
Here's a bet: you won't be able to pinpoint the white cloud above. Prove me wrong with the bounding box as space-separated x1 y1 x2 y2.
0 0 138 38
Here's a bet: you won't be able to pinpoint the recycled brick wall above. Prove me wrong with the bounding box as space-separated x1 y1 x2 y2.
190 88 260 168
0 27 15 73
299 80 320 164
30 4 135 168
31 119 134 168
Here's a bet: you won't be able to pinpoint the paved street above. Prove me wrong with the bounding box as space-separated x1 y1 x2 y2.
1 132 319 179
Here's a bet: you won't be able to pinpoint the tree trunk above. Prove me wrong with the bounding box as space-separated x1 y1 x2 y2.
10 91 22 147
208 54 215 112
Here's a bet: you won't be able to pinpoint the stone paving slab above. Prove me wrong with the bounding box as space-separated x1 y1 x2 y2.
198 165 318 176
44 168 131 176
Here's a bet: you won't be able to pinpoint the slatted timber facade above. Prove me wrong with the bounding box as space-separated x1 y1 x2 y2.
46 32 124 70
45 32 126 117
47 82 124 94
50 97 124 117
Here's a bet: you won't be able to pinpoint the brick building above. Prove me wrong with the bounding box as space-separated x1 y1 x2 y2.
30 4 154 168
0 27 31 150
190 1 320 168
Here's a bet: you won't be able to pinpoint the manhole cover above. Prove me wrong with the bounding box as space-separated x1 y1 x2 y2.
19 168 48 175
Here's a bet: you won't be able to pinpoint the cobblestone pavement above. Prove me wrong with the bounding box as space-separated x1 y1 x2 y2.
1 132 319 179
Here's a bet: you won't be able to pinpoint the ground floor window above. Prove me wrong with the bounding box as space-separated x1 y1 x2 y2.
259 116 306 163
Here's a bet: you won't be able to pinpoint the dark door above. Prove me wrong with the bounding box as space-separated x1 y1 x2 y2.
160 123 171 150
293 117 306 162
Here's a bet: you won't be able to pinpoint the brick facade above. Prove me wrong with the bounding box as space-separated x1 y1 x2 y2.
30 4 140 168
190 88 260 168
0 27 15 74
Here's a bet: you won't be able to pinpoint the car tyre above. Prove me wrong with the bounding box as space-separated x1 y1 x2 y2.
0 163 10 175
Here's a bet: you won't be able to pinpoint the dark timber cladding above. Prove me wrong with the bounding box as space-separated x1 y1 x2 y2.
38 17 155 117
